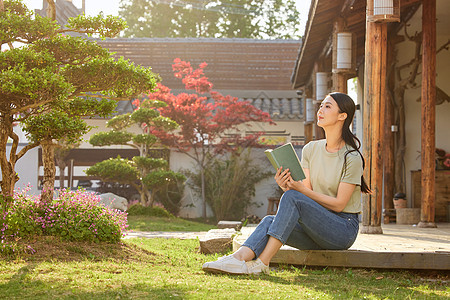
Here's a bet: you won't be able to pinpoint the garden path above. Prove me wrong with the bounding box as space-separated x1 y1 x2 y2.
123 230 208 240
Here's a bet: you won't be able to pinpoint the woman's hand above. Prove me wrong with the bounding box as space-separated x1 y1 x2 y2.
286 177 307 193
274 167 290 191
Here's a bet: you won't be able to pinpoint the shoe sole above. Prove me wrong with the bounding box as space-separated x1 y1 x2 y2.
202 267 247 275
203 267 268 275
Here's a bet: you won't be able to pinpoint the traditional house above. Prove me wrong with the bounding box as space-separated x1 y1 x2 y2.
291 0 450 229
16 0 304 218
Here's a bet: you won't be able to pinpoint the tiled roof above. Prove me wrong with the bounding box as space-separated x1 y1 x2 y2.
116 94 302 121
97 38 301 91
245 97 302 120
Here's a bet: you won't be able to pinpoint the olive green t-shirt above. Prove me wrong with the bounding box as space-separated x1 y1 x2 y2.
300 139 363 213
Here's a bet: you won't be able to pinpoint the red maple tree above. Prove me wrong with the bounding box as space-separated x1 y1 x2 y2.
134 58 273 218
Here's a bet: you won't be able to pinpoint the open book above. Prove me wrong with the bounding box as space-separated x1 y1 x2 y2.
264 143 306 181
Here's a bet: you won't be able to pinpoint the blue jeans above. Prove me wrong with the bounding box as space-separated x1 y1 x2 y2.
242 190 359 257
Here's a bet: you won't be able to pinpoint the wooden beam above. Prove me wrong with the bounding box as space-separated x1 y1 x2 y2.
419 0 437 228
361 10 387 234
383 39 396 223
269 249 450 270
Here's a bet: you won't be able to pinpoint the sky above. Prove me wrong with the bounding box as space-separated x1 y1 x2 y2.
21 0 312 36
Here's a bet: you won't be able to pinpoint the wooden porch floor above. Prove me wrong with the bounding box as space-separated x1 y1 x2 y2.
233 223 450 270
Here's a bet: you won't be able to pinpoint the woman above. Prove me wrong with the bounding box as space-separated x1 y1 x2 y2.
202 92 371 275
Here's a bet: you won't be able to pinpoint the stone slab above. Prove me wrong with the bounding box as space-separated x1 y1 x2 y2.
199 228 236 254
217 221 242 231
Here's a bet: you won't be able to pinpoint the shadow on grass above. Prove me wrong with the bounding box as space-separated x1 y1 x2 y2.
1 278 188 300
1 235 157 263
204 265 450 299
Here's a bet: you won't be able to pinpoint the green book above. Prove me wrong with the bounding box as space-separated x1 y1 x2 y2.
264 143 306 181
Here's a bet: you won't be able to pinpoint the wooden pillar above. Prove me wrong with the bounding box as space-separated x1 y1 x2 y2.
332 18 348 94
313 63 325 140
361 19 387 234
383 40 396 223
418 0 437 228
304 87 314 144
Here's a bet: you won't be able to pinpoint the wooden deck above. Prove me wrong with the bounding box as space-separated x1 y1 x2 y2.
233 223 450 270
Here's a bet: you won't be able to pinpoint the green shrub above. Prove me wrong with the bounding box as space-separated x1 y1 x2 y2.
2 197 43 239
1 189 128 252
126 204 174 218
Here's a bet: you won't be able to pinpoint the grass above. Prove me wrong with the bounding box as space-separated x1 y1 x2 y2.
126 215 217 232
0 237 448 299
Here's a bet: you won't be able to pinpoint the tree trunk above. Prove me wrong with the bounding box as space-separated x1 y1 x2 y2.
45 0 56 20
137 185 151 207
140 189 146 206
57 160 67 190
201 167 206 219
147 189 155 207
0 116 18 199
40 140 56 204
55 147 71 190
394 87 406 194
383 38 397 217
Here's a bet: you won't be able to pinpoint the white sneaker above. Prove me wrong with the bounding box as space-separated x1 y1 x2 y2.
245 258 269 275
202 255 248 274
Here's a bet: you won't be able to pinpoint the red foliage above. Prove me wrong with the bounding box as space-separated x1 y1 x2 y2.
136 59 273 155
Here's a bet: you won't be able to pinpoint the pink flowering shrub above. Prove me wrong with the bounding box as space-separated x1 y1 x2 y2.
1 189 128 252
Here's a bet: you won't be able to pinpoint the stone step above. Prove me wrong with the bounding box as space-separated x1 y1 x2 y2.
217 221 242 231
199 228 237 254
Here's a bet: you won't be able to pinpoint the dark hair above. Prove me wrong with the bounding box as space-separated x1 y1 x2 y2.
328 92 371 194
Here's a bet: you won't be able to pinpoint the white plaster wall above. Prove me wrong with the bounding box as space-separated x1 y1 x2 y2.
395 3 450 206
1 145 40 196
169 149 214 218
169 145 303 219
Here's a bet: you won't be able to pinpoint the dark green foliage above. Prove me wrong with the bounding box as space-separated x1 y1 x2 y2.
87 98 182 207
126 204 174 218
86 156 139 183
142 170 185 187
22 110 90 144
90 131 134 147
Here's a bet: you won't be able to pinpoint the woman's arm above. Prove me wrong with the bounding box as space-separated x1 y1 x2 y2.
286 178 356 212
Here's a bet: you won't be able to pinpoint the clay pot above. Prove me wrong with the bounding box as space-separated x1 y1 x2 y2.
393 192 407 209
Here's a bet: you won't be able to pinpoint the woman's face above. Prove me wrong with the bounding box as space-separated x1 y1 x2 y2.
317 95 347 128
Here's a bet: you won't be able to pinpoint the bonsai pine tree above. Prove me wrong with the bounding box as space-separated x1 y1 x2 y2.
86 99 184 207
0 0 159 203
136 59 273 218
22 98 116 203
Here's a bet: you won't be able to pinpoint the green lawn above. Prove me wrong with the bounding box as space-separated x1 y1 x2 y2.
126 215 217 232
0 237 448 299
